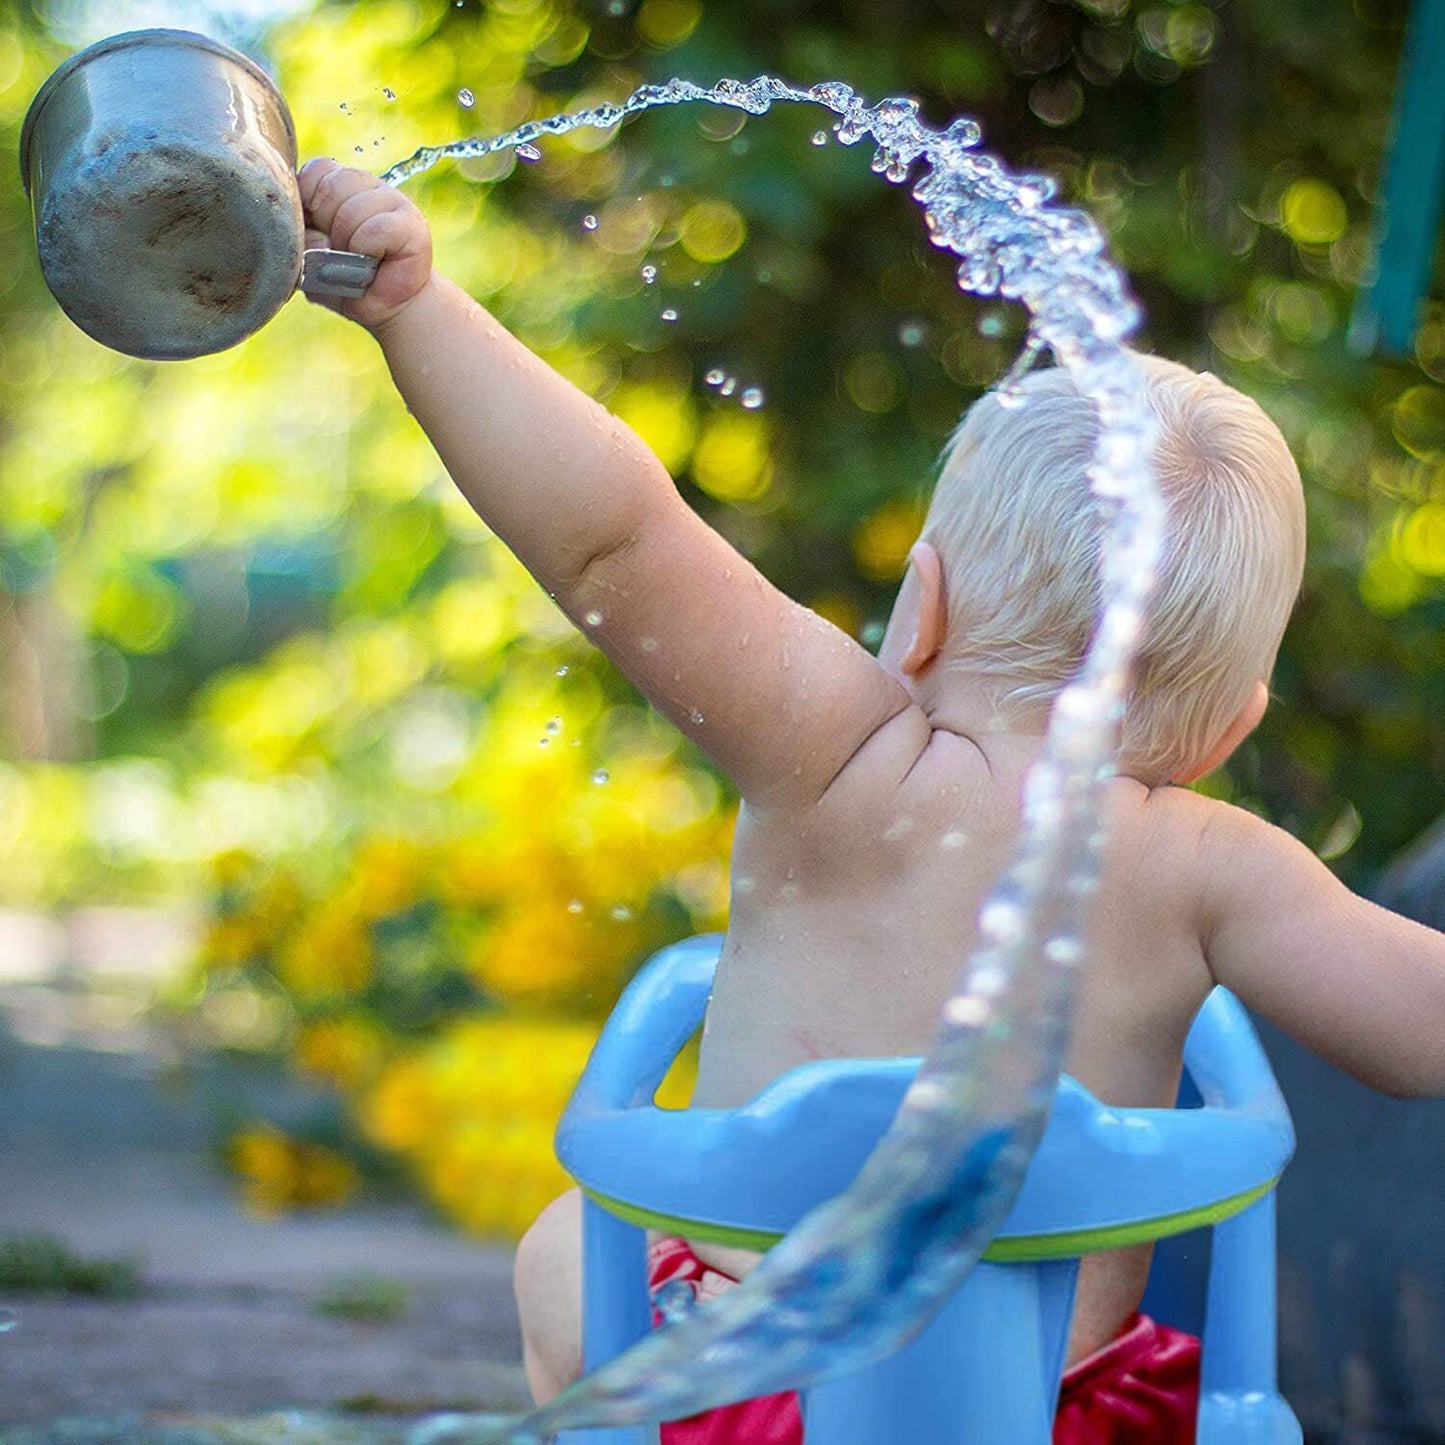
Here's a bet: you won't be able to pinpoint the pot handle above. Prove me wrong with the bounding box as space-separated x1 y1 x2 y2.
299 248 381 300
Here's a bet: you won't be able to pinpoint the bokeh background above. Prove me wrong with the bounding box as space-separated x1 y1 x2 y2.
0 0 1442 1438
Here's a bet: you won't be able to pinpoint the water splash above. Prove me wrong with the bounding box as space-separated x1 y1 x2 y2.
386 76 1161 1443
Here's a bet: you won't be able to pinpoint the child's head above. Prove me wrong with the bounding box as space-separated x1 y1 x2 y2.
918 353 1306 785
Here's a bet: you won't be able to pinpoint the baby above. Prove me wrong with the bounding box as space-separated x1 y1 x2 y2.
297 160 1445 1440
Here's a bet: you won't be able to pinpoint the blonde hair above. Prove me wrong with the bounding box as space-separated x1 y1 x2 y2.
923 354 1306 784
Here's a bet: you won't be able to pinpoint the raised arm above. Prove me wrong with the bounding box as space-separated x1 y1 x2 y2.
1198 801 1445 1098
298 161 911 807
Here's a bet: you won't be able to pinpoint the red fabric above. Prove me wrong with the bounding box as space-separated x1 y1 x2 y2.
649 1236 804 1445
647 1237 1201 1445
1053 1312 1200 1444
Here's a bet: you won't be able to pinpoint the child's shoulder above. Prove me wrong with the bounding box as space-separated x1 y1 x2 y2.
1104 778 1299 899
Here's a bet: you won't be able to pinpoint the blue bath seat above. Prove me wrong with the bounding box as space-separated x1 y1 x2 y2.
555 934 1301 1444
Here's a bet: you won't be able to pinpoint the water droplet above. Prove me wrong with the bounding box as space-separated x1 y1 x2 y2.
811 130 829 146
582 214 598 231
606 0 627 13
740 387 765 409
1045 935 1085 966
339 101 348 111
583 610 604 627
655 1279 695 1323
592 769 610 785
860 620 885 648
517 143 542 162
978 311 1006 338
354 145 364 154
704 368 725 386
545 717 562 734
555 664 570 677
567 899 585 914
0 1307 16 1333
610 904 633 921
689 708 705 725
458 88 475 108
382 87 396 101
661 308 678 322
719 377 737 397
898 321 925 347
756 269 773 284
538 735 551 746
641 264 658 284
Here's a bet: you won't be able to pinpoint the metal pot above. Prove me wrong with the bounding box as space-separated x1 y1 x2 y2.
20 29 377 361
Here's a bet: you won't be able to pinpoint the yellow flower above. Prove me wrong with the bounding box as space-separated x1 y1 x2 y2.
296 1017 385 1092
362 1057 444 1153
468 903 600 1005
277 905 374 1001
347 836 427 918
252 871 307 935
208 848 257 888
200 914 264 969
228 1125 358 1215
361 1015 608 1239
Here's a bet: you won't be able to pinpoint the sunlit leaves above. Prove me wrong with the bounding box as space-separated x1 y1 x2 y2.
1279 178 1350 247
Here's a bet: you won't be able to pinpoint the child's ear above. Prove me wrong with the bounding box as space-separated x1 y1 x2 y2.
899 541 947 676
1172 681 1269 785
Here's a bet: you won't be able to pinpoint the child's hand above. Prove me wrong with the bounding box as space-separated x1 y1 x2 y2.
298 159 433 330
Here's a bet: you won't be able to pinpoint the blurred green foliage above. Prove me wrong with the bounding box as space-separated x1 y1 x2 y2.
0 0 1438 906
0 0 1441 1227
0 1232 141 1296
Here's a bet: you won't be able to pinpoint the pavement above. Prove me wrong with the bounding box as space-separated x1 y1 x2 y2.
0 925 531 1438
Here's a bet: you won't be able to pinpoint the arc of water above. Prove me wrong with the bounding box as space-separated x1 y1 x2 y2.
386 79 1162 1445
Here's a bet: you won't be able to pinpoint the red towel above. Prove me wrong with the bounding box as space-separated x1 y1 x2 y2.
648 1236 1201 1444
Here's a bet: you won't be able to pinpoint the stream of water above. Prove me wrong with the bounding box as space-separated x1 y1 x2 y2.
385 77 1163 1444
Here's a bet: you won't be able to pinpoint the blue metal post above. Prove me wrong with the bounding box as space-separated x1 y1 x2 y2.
1351 0 1445 354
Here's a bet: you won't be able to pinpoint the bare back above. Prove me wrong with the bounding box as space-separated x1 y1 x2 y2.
690 709 1217 1363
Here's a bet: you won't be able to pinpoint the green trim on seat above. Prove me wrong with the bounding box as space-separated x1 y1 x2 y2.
980 1180 1275 1260
581 1189 789 1255
578 1177 1278 1262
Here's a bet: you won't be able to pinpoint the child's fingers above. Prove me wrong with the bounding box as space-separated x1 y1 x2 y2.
297 156 341 215
299 159 384 236
347 208 427 264
327 186 413 256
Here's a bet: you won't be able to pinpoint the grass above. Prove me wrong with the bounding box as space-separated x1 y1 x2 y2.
0 1232 142 1296
312 1272 409 1323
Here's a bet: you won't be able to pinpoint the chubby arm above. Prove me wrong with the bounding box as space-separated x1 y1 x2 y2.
1198 802 1445 1097
299 161 910 806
